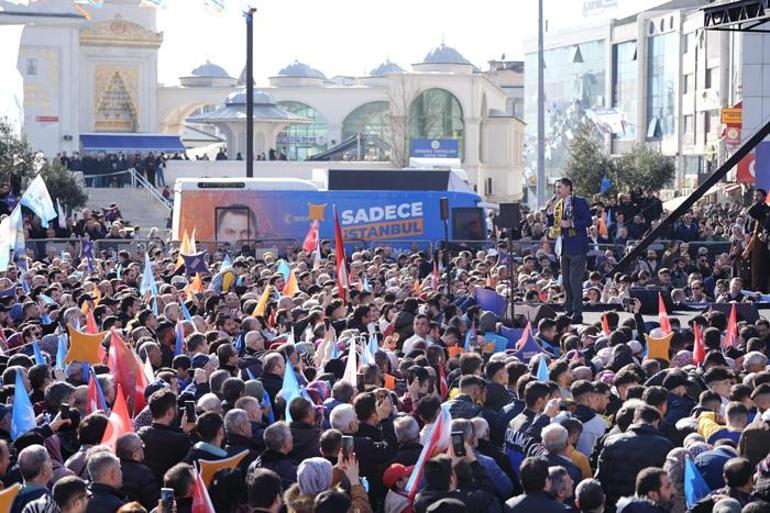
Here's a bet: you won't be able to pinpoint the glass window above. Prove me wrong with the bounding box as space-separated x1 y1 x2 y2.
524 39 606 180
409 88 465 159
646 32 678 138
705 67 717 89
612 41 638 141
341 102 390 161
684 114 694 133
683 74 693 94
276 101 328 160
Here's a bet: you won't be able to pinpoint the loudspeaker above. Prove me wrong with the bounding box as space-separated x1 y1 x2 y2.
499 203 520 226
439 197 449 221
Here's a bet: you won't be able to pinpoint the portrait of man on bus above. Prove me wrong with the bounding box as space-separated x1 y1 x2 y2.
215 205 257 242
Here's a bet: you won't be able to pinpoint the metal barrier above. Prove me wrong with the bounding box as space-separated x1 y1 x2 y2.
23 238 168 261
82 168 172 214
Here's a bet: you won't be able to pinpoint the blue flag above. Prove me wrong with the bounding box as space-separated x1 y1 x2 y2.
32 340 45 366
56 335 67 370
41 312 52 325
82 362 91 384
11 370 36 440
362 276 370 292
20 175 57 228
234 333 244 355
331 340 339 359
277 260 291 280
20 278 30 295
180 302 193 323
140 252 157 298
368 333 378 356
536 355 549 383
599 175 612 194
90 368 110 414
175 320 184 356
80 239 94 274
182 251 209 276
39 293 55 305
684 457 710 508
262 389 275 424
281 356 302 422
0 285 16 299
475 288 507 317
116 263 122 280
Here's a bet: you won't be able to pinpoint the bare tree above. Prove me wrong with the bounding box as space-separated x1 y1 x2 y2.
387 74 417 168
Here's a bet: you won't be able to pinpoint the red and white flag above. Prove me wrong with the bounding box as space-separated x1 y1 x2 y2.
693 322 706 365
100 384 132 450
333 206 349 300
191 467 216 513
658 293 671 335
302 221 319 254
723 303 738 349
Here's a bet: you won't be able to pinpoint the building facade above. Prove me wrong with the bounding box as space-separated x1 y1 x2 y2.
523 0 740 201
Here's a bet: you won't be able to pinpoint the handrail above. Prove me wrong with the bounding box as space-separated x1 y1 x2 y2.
127 168 172 214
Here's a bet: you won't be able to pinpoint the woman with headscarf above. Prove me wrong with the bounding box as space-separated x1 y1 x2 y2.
663 447 688 513
284 456 372 513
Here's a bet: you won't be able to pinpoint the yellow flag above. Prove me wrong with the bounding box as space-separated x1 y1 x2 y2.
644 333 674 362
185 273 204 301
198 450 248 487
176 230 190 269
254 286 272 317
65 325 107 364
282 269 298 297
92 284 102 306
0 483 21 512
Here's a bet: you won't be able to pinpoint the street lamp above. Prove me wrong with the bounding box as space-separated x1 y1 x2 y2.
245 7 256 178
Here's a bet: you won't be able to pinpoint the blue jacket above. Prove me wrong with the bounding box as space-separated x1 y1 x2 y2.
548 196 591 256
475 450 514 502
695 446 736 490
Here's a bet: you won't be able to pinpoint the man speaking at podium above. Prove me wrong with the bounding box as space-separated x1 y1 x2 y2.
546 177 591 324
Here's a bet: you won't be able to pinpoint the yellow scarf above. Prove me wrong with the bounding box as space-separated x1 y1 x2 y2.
550 199 563 238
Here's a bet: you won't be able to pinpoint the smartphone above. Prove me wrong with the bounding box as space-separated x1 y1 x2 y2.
451 431 466 457
341 435 354 460
185 401 196 423
160 488 174 513
60 403 70 420
356 374 365 392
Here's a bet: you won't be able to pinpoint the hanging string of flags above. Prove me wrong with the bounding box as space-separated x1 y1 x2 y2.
71 0 237 19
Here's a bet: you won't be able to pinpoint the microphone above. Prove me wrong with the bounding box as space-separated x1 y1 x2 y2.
543 194 557 211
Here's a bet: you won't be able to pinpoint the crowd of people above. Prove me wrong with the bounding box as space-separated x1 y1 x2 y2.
0 174 769 513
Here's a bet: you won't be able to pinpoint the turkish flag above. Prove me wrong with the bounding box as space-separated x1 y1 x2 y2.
100 384 132 450
737 153 755 184
302 221 319 254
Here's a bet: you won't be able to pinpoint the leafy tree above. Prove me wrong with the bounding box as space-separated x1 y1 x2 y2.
565 121 614 196
614 143 675 192
0 117 87 210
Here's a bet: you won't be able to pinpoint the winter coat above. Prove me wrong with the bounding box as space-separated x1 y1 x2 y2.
137 422 192 484
119 459 159 510
85 483 127 513
249 449 298 490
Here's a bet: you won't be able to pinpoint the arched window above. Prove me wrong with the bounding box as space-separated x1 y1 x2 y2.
409 88 465 159
276 101 328 160
341 102 390 161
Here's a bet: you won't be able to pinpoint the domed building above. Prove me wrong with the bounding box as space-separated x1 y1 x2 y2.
412 43 475 74
369 60 404 77
269 61 327 87
180 61 236 88
187 89 309 159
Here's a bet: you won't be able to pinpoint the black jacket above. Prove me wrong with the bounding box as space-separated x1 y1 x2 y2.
288 421 321 463
119 459 159 510
261 372 283 412
225 433 263 475
504 491 567 513
137 422 192 484
595 424 675 502
446 394 481 419
249 449 298 490
354 421 398 505
85 483 127 513
415 461 500 513
390 441 423 467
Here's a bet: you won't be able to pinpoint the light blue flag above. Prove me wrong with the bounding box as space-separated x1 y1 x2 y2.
20 175 57 228
40 312 52 325
116 263 122 280
11 370 36 440
175 320 184 356
684 457 710 508
221 253 233 269
20 278 30 295
281 356 301 422
362 276 370 293
56 335 67 370
140 252 157 297
536 355 549 383
331 340 339 359
180 302 197 333
368 333 378 356
39 294 55 305
245 368 256 381
32 340 45 366
464 323 476 353
277 260 291 280
234 333 244 355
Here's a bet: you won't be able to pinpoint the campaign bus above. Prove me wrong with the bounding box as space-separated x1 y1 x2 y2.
172 168 487 253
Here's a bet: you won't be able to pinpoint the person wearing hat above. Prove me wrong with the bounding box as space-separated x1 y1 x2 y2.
382 463 413 513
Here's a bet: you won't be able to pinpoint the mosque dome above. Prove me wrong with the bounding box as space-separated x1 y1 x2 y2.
190 61 231 79
277 60 326 79
225 89 276 105
422 44 471 65
370 59 404 77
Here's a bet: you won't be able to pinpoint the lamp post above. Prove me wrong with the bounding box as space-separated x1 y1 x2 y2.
245 7 256 178
536 0 546 206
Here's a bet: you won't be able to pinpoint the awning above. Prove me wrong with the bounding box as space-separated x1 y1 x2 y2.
80 133 185 153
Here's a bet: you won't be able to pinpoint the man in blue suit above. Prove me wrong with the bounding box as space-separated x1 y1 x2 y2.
547 177 590 324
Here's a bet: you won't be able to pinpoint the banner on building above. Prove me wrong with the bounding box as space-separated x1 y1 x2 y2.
410 139 459 159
